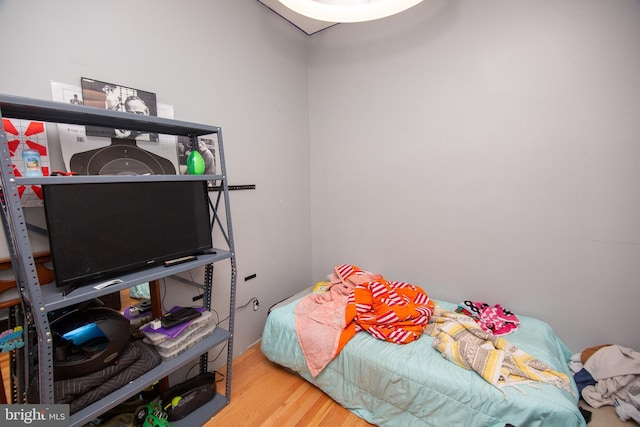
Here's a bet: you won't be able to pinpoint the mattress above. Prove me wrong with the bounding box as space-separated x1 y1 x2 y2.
261 293 585 427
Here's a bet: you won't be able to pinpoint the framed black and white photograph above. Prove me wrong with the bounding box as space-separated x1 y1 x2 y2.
81 77 159 142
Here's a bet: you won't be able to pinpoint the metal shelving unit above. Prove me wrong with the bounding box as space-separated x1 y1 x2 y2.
0 94 237 427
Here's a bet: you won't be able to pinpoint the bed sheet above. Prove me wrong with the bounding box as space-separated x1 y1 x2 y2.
261 296 585 427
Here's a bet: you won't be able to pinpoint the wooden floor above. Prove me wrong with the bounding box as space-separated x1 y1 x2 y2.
209 344 373 427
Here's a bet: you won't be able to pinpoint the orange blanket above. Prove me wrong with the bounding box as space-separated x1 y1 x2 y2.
343 265 434 346
295 264 434 377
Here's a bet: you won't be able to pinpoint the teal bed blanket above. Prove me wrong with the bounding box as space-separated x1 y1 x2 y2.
261 296 585 427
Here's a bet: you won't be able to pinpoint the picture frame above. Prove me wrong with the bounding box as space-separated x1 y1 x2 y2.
81 77 159 142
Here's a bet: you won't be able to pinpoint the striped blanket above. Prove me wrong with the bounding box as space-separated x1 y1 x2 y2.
295 264 434 377
425 305 574 396
343 267 434 345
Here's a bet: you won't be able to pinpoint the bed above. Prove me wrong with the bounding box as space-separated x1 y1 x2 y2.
261 267 586 427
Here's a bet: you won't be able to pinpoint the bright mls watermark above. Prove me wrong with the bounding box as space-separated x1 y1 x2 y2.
1 405 69 426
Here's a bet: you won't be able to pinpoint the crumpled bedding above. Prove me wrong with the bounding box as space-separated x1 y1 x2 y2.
294 275 353 377
29 340 161 414
295 264 434 377
262 296 585 427
425 305 574 396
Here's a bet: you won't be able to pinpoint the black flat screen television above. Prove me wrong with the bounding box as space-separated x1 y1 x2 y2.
42 180 213 289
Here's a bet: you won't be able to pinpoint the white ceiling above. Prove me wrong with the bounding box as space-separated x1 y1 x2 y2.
257 0 339 35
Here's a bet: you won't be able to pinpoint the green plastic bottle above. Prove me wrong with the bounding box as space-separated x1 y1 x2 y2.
186 150 205 175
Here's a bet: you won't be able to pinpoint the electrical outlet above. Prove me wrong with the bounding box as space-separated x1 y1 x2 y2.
252 298 260 311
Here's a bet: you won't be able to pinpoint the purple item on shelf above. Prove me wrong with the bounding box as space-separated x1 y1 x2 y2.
140 306 206 338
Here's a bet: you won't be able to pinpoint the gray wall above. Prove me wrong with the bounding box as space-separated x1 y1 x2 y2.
1 0 638 360
0 0 312 358
308 0 640 353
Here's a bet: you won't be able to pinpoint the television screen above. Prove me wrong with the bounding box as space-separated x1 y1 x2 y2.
42 180 213 288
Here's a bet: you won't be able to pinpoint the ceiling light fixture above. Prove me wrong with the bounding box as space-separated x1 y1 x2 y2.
278 0 424 23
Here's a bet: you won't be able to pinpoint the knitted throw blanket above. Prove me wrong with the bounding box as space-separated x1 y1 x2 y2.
425 306 574 396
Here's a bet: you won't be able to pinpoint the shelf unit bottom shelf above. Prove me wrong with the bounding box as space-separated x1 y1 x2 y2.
173 393 229 427
69 327 230 427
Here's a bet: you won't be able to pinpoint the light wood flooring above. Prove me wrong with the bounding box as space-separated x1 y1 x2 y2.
209 343 373 427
